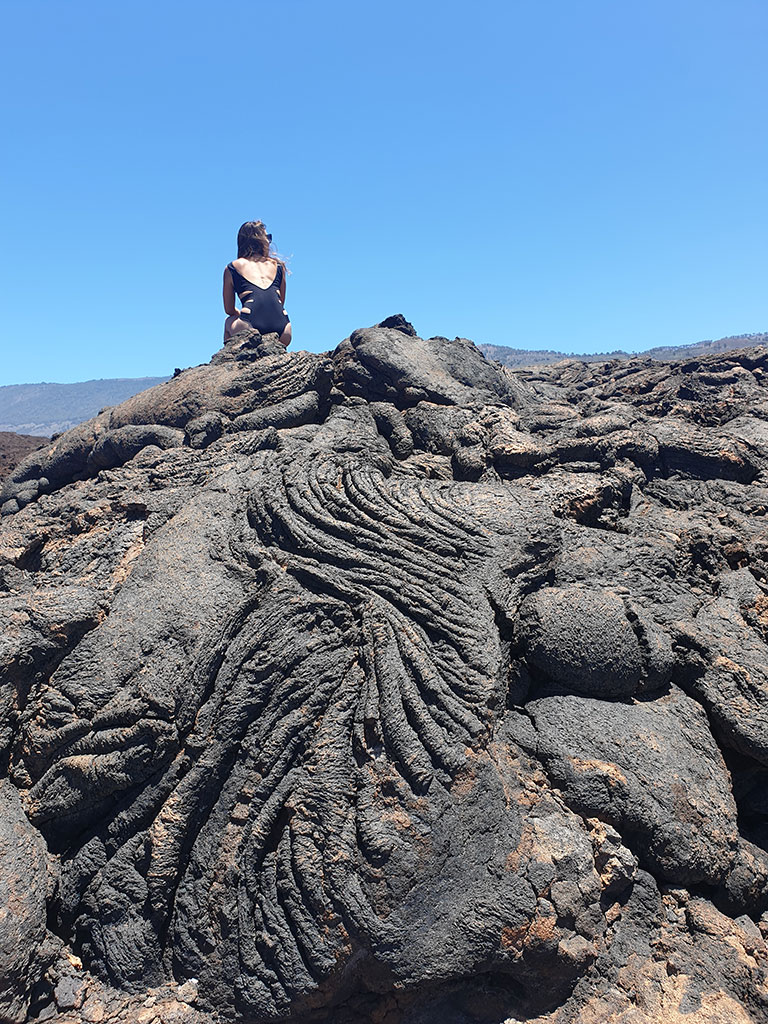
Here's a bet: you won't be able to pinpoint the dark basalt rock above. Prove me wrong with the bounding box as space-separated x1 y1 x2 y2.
2 325 768 1023
0 781 52 1024
0 432 47 483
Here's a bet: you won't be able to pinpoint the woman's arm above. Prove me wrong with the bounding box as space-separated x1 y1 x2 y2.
278 262 287 305
223 267 238 316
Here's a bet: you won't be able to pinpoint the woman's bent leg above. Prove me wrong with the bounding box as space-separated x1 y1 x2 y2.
224 314 251 340
278 322 292 348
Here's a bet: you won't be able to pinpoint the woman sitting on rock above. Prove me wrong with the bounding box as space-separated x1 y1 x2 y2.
223 221 292 347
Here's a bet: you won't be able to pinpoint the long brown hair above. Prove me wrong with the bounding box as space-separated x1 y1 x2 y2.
236 221 290 274
237 221 273 260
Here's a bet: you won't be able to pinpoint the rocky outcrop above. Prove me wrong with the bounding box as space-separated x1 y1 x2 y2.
2 322 768 1023
0 432 46 483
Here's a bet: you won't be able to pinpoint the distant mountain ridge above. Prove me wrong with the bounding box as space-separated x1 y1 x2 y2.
0 376 170 436
479 331 768 369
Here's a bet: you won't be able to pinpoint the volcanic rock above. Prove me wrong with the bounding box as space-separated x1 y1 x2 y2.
2 325 768 1023
0 432 47 483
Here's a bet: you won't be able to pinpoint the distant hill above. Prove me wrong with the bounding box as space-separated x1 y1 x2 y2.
479 332 768 369
0 377 170 436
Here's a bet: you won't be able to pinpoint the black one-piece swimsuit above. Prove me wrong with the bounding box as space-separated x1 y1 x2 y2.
227 262 290 336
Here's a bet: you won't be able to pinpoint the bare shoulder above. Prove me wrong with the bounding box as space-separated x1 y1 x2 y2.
233 256 278 270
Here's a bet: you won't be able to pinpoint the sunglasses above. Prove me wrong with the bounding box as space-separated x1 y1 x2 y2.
267 233 272 242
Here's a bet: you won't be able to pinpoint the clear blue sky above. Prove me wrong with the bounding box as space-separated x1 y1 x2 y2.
1 0 766 384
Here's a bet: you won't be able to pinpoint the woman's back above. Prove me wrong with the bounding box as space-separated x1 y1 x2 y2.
230 256 281 289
